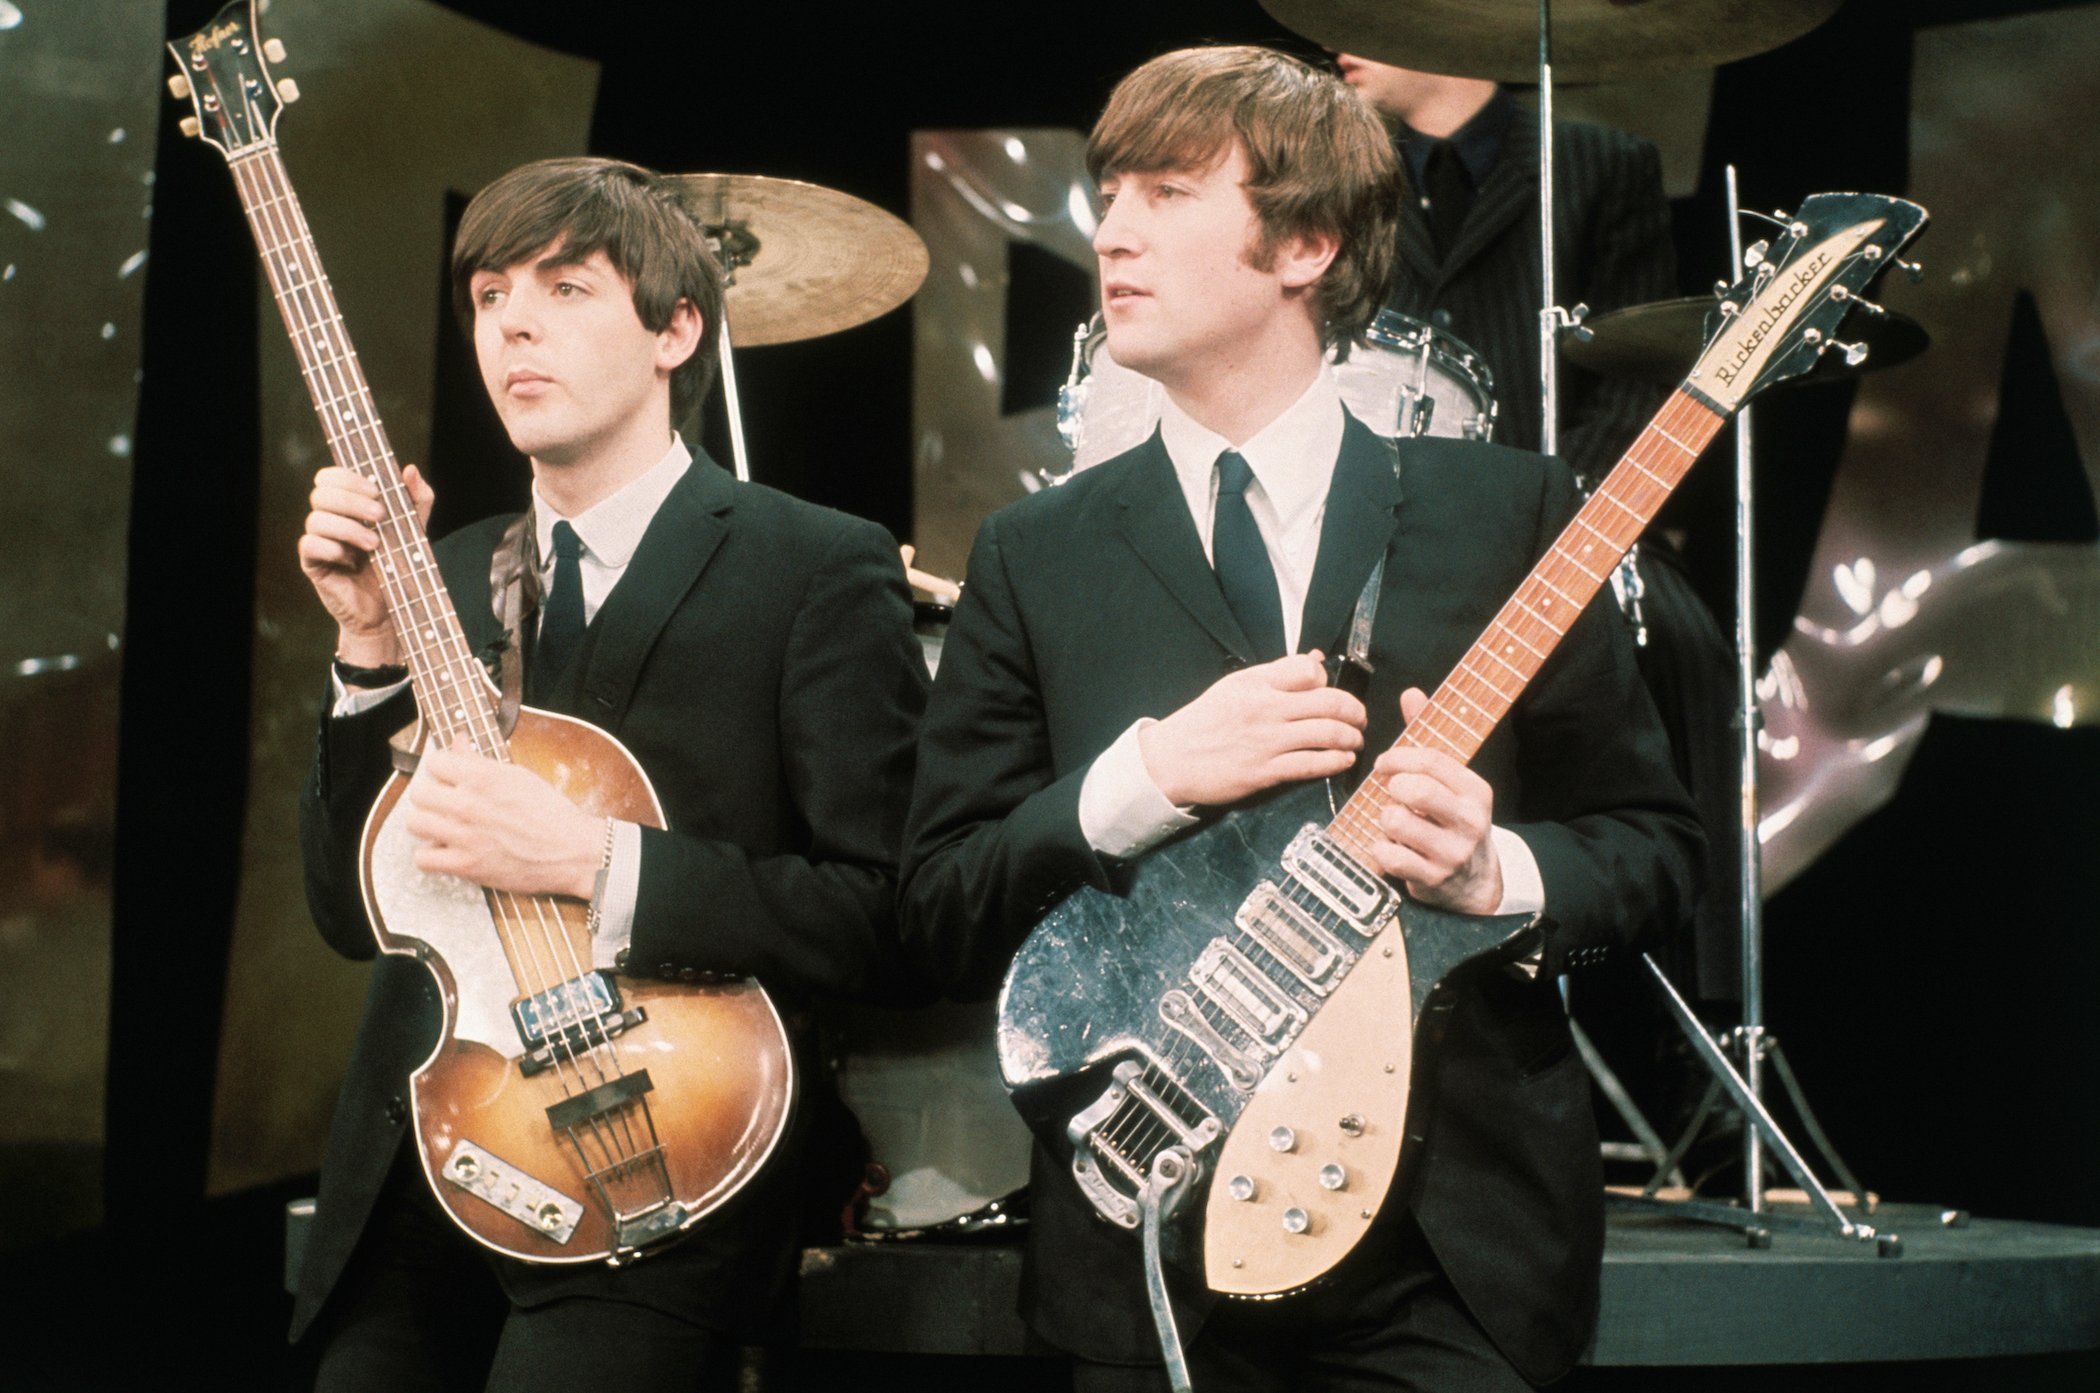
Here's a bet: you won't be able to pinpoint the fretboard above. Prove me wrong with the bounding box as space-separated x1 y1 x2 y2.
230 145 503 757
1327 389 1726 863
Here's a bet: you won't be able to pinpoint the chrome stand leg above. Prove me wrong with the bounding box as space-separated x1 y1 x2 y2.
1571 1019 1682 1183
717 313 751 482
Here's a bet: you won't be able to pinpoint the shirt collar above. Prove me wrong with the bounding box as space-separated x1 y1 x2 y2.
1158 368 1345 536
1400 86 1513 189
533 433 691 571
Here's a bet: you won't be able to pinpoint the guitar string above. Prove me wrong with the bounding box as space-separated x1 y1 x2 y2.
1093 391 1731 1186
237 152 642 1173
246 145 667 1199
1099 304 1862 1182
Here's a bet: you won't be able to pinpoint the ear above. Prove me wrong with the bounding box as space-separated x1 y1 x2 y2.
1276 228 1341 291
655 297 704 373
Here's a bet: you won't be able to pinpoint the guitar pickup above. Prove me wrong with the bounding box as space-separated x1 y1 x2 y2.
1283 825 1396 934
1191 942 1306 1047
1236 882 1351 992
513 973 648 1075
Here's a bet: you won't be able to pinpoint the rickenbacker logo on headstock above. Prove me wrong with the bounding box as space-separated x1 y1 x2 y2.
1714 250 1832 388
1708 218 1884 393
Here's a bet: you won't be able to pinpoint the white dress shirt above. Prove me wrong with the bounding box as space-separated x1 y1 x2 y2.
332 434 692 968
1075 376 1544 917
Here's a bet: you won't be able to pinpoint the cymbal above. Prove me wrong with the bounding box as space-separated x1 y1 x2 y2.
1564 296 1929 383
669 174 928 347
1262 0 1843 84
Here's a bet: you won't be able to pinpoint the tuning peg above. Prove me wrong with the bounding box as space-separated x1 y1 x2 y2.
263 37 287 63
276 77 301 104
1830 285 1888 317
179 115 201 139
1742 239 1770 269
1830 340 1869 368
167 73 192 101
1896 257 1925 283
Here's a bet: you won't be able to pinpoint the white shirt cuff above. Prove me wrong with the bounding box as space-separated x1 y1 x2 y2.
1078 719 1200 860
1489 826 1544 918
329 669 410 717
591 819 643 970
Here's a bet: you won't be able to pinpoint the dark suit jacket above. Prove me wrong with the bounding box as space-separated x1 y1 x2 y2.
1389 114 1676 485
898 415 1700 1383
291 454 925 1340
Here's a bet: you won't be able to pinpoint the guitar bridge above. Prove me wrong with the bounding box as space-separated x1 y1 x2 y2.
1068 1058 1219 1229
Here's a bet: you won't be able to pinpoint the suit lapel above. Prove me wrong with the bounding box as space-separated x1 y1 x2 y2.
1111 432 1255 661
550 454 734 724
1439 115 1538 286
1297 413 1404 656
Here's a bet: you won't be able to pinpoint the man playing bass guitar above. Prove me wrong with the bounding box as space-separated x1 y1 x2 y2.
900 47 1700 1392
293 157 924 1391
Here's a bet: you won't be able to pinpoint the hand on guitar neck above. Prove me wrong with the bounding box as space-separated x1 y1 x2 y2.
1365 686 1504 915
1136 651 1366 808
298 462 435 667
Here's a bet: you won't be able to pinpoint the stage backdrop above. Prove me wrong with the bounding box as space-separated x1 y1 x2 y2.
0 0 159 1244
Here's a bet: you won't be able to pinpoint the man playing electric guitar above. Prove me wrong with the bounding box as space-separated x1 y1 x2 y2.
900 48 1701 1391
293 157 924 1390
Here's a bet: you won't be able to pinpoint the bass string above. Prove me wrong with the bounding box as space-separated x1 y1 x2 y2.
490 886 650 1174
236 153 654 1188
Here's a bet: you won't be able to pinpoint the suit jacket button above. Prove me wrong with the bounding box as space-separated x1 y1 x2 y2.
613 948 630 972
385 1096 406 1126
659 962 677 979
678 967 699 983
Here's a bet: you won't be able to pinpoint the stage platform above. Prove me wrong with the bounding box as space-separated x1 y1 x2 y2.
796 1206 2100 1365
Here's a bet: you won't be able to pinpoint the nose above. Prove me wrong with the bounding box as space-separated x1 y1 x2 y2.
497 285 540 341
1092 190 1138 261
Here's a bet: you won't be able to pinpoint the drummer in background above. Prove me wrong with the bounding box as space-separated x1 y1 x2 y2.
1334 52 1673 488
1337 54 1747 1025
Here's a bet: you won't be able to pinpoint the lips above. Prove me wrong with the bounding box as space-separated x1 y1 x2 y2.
504 368 553 394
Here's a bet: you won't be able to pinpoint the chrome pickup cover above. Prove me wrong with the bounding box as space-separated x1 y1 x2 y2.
1282 825 1395 933
1191 941 1306 1045
1235 881 1351 992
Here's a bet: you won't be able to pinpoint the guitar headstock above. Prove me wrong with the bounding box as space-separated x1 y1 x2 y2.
165 0 298 161
1689 191 1929 413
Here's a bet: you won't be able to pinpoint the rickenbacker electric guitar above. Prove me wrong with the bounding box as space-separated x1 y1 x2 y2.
999 191 1927 1297
168 2 794 1265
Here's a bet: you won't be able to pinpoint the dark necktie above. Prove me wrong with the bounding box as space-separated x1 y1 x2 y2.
1421 139 1473 260
1212 451 1286 662
533 519 585 698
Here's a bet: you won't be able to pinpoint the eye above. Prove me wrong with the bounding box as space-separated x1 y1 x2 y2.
554 280 584 297
475 285 505 309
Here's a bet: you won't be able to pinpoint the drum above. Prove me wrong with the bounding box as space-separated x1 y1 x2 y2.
1333 309 1498 444
1051 309 1498 478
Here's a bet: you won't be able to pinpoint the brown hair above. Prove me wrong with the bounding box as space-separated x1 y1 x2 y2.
451 157 723 436
1088 46 1399 355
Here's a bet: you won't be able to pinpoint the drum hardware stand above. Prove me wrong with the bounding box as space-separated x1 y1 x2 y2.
1608 166 1898 1255
703 225 756 482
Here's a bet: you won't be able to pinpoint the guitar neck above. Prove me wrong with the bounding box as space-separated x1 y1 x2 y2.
1327 389 1725 861
229 145 501 755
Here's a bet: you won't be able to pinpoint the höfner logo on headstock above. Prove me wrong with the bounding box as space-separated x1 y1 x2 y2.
187 20 244 57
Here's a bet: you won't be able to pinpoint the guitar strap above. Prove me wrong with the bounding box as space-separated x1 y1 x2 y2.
488 508 542 737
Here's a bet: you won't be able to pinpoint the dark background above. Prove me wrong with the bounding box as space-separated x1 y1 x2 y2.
18 0 2100 1387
